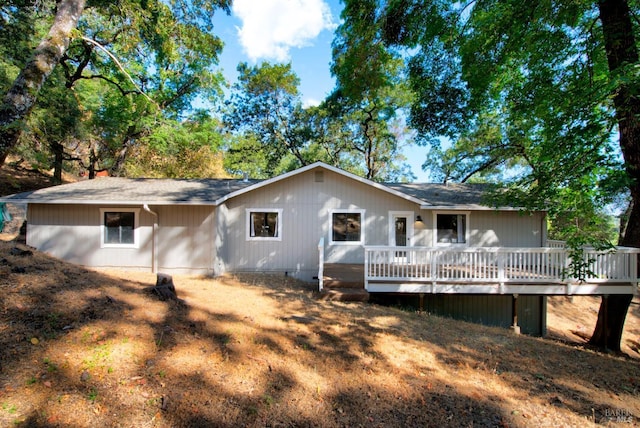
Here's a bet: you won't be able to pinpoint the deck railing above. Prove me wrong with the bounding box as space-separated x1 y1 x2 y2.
546 240 566 249
364 246 640 291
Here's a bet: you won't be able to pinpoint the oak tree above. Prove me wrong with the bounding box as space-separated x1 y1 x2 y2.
337 0 639 351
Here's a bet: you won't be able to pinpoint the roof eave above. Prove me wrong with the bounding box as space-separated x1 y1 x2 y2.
0 198 218 206
420 204 543 212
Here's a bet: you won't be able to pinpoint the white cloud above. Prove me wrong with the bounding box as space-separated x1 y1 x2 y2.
303 98 321 108
233 0 335 62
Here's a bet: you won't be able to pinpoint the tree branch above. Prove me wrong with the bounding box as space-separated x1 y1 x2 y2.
79 74 141 97
0 0 87 166
80 36 156 105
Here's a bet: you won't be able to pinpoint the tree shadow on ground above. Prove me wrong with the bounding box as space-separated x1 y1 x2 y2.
2 248 640 427
224 279 640 423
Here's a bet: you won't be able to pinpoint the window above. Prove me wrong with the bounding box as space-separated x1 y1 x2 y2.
330 209 365 245
100 208 139 248
434 212 468 245
246 209 282 241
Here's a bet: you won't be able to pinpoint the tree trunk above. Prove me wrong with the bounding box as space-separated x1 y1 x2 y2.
149 274 178 301
51 141 64 184
618 199 632 243
88 147 97 179
0 0 86 167
589 0 640 352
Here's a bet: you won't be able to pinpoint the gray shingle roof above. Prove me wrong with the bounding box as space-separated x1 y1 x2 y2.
385 182 497 208
0 168 503 209
0 177 260 205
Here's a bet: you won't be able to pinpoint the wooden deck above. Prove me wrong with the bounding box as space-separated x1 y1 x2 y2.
363 246 639 295
316 238 639 296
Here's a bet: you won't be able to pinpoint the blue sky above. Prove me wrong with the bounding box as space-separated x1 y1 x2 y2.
211 0 431 181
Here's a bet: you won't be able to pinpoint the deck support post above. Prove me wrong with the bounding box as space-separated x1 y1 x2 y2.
419 293 424 312
511 294 521 334
603 294 609 351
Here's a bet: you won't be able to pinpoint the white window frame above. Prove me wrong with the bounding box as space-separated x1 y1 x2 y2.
433 211 470 246
329 209 365 246
246 208 283 241
100 208 140 249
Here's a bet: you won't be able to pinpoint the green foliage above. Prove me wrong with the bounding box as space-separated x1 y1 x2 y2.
562 238 616 283
223 52 417 181
2 0 230 176
224 62 310 175
125 113 227 178
328 2 417 181
331 0 397 103
0 2 40 90
223 134 271 179
336 0 637 248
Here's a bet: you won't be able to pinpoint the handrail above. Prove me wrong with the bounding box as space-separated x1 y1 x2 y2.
318 237 325 292
546 240 566 249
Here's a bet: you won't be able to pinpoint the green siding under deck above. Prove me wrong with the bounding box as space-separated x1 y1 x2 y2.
371 294 546 336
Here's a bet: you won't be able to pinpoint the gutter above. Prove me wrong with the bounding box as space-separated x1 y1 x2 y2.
143 204 158 273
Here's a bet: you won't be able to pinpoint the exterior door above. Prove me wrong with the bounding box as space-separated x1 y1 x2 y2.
389 211 414 260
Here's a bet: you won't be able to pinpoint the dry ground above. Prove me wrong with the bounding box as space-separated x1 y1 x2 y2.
0 240 639 427
0 161 74 197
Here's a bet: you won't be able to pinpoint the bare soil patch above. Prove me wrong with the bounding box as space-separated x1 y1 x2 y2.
0 161 69 197
0 241 639 427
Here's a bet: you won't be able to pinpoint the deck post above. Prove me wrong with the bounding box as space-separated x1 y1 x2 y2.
603 294 609 351
430 251 437 291
419 293 424 312
363 247 369 291
498 251 505 283
511 294 521 334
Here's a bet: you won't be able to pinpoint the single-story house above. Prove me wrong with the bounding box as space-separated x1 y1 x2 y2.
1 161 637 335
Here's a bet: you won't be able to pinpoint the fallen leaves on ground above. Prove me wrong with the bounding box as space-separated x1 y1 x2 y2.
0 241 639 427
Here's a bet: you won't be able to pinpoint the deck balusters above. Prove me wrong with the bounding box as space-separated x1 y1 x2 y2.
364 246 639 292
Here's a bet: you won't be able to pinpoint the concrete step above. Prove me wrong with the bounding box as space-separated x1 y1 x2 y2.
322 279 364 289
319 287 369 302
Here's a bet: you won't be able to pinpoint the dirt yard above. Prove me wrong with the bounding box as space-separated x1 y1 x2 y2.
0 240 639 427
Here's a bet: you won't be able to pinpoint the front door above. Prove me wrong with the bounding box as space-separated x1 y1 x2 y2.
389 211 414 260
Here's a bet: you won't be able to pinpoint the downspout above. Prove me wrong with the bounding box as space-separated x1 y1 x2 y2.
541 212 547 247
143 204 158 273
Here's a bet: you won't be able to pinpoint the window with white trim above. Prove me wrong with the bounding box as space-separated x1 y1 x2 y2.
330 209 365 245
434 212 468 245
100 208 140 248
246 209 282 241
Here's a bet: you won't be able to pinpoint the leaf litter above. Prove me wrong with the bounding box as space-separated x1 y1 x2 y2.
0 240 639 427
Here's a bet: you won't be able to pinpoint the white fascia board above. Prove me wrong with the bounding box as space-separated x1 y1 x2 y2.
214 161 429 206
0 198 217 206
